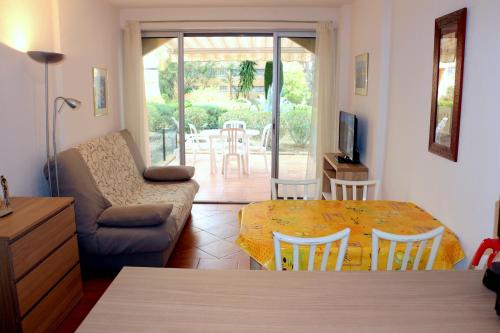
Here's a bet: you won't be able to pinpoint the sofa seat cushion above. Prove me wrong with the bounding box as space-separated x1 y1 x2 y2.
135 180 199 232
97 204 173 228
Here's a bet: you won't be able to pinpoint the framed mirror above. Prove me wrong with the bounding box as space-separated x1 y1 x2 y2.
428 8 467 162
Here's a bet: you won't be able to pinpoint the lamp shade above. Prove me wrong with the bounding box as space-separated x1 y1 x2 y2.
27 51 64 64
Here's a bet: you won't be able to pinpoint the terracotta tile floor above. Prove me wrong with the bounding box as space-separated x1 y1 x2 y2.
55 204 248 332
167 203 250 270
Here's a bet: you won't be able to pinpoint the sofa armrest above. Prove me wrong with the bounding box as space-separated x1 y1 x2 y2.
143 165 195 181
97 204 173 228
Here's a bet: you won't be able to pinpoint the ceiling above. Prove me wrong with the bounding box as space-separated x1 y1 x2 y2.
108 0 353 8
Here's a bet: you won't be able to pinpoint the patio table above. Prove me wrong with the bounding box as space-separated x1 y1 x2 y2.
199 128 260 174
236 200 465 271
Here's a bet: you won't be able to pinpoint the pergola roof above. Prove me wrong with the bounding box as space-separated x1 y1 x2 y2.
143 36 315 62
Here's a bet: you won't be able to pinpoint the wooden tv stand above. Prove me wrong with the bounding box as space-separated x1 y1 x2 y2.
322 153 369 200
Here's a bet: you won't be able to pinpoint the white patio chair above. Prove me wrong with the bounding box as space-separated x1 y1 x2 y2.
371 227 445 271
223 120 246 129
248 123 271 172
271 178 321 200
221 128 247 178
186 123 208 165
273 228 351 271
330 179 380 201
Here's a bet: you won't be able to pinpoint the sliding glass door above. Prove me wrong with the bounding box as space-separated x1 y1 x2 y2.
272 33 316 198
142 36 182 166
142 32 315 202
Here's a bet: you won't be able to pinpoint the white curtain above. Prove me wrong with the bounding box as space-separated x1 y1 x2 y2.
307 22 337 181
123 21 150 166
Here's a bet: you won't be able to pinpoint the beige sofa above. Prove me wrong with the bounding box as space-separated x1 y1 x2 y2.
54 130 199 270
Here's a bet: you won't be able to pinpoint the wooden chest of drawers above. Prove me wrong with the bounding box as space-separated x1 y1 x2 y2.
0 197 83 333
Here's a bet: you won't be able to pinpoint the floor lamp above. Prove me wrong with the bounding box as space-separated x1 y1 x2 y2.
27 51 64 196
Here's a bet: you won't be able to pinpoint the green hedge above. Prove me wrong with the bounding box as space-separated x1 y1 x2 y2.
282 105 312 146
219 109 272 131
147 102 178 132
148 101 312 147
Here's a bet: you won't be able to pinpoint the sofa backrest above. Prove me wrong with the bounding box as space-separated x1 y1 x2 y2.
75 131 145 207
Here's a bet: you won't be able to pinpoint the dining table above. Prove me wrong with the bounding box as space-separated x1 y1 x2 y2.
77 267 499 332
236 200 466 271
199 128 260 174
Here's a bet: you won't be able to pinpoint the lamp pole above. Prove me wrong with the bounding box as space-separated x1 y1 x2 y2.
27 51 64 196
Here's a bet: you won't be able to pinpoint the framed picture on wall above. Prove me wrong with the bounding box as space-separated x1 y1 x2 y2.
355 53 369 96
428 8 467 162
93 67 109 117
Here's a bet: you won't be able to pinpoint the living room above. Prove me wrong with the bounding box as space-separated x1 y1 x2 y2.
0 0 499 332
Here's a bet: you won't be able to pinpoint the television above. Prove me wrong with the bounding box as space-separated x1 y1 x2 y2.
338 111 359 163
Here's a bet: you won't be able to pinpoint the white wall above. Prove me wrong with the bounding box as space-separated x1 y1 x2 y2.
381 0 500 258
0 0 122 196
120 5 352 115
348 0 391 181
0 0 57 196
56 0 122 149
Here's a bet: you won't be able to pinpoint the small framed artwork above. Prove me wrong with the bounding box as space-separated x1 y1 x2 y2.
93 67 108 117
355 53 369 96
428 8 467 162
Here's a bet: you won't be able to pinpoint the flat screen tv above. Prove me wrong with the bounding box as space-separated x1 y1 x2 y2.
338 111 359 163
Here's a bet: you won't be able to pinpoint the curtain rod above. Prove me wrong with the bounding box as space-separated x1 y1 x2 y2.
139 19 319 24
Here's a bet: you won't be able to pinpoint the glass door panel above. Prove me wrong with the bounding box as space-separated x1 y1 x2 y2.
142 37 181 166
182 35 273 202
274 36 316 198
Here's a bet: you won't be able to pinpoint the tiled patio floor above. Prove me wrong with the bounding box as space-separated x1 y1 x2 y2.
187 152 308 202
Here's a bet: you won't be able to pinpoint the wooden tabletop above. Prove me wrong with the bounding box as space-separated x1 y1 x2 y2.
77 268 499 332
0 197 74 241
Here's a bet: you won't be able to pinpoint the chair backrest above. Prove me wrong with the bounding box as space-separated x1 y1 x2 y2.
188 123 199 137
271 178 321 200
223 120 246 129
220 128 246 154
273 228 351 271
260 124 272 149
371 227 445 271
330 179 380 201
171 117 179 129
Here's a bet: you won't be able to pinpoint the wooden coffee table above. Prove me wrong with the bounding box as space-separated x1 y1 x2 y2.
77 267 499 332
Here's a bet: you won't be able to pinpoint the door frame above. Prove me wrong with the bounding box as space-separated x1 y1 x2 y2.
142 30 316 200
271 32 316 180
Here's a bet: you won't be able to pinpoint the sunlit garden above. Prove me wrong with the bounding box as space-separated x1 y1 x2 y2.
144 37 314 165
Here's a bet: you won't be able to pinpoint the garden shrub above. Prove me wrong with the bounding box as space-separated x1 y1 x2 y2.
282 105 312 146
219 109 272 132
193 104 227 129
185 106 209 131
147 102 178 132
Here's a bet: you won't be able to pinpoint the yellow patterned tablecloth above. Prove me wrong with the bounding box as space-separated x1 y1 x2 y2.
236 200 465 271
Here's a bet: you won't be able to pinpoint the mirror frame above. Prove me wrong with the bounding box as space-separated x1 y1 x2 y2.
428 8 467 162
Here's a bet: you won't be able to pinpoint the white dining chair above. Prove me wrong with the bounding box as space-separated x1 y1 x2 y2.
223 120 246 129
248 123 272 172
221 128 247 178
273 228 351 271
330 179 380 201
271 178 321 200
371 226 445 271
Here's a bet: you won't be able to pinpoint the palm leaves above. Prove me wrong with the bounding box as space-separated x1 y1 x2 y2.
238 60 257 99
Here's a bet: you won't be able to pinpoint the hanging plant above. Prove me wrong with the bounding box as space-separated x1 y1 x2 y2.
264 61 284 99
238 60 257 100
